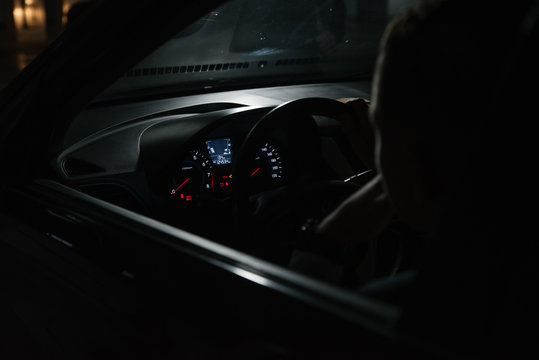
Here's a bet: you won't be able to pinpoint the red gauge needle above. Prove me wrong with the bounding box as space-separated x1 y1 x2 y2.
250 168 261 177
171 178 190 194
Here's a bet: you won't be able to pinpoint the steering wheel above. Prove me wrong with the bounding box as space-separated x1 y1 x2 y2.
232 98 370 264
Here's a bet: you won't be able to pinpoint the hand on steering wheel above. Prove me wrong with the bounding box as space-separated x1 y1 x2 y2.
232 98 370 264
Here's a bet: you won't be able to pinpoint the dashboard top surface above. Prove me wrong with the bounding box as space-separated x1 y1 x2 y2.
64 81 371 149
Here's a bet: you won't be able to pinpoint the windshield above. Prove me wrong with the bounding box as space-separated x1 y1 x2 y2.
102 0 409 98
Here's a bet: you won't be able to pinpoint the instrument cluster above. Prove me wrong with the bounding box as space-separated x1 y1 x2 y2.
168 137 285 204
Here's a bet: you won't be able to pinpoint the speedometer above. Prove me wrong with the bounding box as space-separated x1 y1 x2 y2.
248 142 284 191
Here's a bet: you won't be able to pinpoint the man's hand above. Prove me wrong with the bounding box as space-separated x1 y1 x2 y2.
317 174 393 246
337 97 375 168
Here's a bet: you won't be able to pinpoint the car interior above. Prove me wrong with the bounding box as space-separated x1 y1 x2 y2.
53 0 408 276
1 0 537 358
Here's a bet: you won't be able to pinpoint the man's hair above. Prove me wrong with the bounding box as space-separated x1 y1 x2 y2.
378 0 525 139
374 0 531 201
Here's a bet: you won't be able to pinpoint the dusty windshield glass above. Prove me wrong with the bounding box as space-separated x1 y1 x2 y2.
104 0 398 97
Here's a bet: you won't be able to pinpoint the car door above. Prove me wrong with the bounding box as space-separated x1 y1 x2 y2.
0 1 422 358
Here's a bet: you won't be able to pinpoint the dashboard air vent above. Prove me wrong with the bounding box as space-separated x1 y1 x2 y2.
63 158 105 177
125 62 250 77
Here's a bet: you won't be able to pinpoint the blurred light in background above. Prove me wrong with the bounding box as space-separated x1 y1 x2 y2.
13 0 46 30
6 0 84 72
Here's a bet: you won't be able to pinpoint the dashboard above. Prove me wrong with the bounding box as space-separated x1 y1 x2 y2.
56 81 372 245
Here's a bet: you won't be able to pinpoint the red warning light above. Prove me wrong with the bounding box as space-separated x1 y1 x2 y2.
186 195 192 202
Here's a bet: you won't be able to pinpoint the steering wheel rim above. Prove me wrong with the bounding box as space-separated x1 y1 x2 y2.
232 97 407 282
232 98 361 252
233 97 355 211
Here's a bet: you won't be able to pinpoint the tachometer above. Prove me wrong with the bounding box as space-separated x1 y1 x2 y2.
170 149 214 202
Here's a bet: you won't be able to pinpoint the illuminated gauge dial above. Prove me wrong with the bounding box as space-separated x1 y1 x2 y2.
249 142 284 190
170 149 214 202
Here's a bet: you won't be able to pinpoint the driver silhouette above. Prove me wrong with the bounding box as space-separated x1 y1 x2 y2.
291 0 536 357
